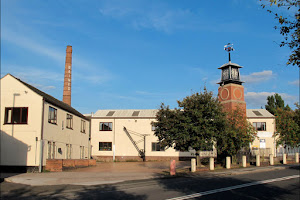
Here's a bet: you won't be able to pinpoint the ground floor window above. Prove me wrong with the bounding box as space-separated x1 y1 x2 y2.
152 142 164 151
99 142 112 151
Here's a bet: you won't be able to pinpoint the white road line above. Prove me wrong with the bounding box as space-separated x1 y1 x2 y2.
166 174 300 200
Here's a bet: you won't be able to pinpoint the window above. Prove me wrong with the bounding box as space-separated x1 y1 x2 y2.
99 142 112 151
81 120 86 133
152 142 164 151
253 122 266 131
4 107 28 124
100 122 112 131
48 106 57 124
66 114 73 129
151 124 157 131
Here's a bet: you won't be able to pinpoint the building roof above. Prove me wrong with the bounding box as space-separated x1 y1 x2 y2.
246 109 274 118
92 109 158 118
92 109 274 119
5 74 89 120
218 62 243 69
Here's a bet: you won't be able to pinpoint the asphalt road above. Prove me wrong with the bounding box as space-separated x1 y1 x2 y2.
1 166 299 200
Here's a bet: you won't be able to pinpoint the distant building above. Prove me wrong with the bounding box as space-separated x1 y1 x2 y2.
88 108 275 161
247 109 276 155
88 109 197 162
0 74 90 170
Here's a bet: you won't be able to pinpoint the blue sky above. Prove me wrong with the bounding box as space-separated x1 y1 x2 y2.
1 0 299 114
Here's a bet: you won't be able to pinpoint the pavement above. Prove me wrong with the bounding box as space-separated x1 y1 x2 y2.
1 161 299 186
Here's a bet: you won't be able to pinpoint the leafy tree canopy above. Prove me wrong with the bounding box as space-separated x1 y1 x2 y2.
153 88 226 152
217 107 257 158
275 107 300 148
260 0 300 66
265 93 291 115
153 88 257 158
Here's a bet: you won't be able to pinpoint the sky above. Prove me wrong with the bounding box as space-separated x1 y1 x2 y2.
1 0 299 114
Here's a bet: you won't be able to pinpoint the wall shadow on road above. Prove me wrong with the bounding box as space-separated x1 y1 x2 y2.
155 171 299 200
0 181 147 200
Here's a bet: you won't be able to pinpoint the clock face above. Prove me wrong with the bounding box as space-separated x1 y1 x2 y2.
222 68 229 80
231 68 239 80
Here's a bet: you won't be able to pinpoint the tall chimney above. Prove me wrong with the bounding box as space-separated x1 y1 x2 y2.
63 45 72 106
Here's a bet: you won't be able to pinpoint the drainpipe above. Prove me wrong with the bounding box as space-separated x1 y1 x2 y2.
39 98 45 173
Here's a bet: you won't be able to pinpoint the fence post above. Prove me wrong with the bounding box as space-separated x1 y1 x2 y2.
209 157 214 170
295 152 299 163
269 154 274 166
283 153 287 164
226 157 231 169
256 155 260 167
191 158 196 172
242 155 247 167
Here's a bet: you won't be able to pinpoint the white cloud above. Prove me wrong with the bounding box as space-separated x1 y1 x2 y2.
242 70 274 84
2 28 65 64
98 1 199 33
288 79 299 86
245 91 297 109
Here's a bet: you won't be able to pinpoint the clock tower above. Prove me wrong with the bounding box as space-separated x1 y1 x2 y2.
217 44 246 115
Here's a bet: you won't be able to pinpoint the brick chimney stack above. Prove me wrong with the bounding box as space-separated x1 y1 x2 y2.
63 45 72 106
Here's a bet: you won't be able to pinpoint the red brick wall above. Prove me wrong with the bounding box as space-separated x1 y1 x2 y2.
45 159 96 171
45 159 63 172
74 159 89 167
63 160 75 168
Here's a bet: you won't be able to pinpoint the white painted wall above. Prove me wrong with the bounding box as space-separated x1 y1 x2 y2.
91 117 194 159
0 75 43 166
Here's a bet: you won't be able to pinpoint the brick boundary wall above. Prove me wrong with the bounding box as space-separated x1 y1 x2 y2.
45 159 96 172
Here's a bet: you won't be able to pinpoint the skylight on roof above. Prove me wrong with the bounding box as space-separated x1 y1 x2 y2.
106 111 115 116
253 111 263 116
132 111 140 116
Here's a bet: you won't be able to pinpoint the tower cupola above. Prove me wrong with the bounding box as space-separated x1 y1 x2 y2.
217 43 244 86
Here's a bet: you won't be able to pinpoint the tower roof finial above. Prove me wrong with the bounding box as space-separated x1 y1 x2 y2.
224 43 234 62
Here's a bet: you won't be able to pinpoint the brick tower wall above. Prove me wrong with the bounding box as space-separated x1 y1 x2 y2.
63 46 72 106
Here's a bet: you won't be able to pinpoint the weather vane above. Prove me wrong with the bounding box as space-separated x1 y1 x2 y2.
224 43 234 62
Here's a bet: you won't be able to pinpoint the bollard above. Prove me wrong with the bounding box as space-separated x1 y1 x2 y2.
170 160 176 176
226 156 231 169
283 154 287 164
191 158 196 172
242 155 247 168
256 155 260 167
269 154 274 166
295 152 299 163
209 157 214 170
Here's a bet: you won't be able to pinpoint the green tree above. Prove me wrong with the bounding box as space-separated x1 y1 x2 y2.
216 107 257 160
260 0 300 66
153 89 257 162
275 107 300 148
153 89 226 152
265 93 290 115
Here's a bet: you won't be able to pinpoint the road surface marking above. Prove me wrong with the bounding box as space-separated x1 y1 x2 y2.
166 174 300 200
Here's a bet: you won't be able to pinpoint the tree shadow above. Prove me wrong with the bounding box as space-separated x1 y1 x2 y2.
154 169 299 200
0 181 147 200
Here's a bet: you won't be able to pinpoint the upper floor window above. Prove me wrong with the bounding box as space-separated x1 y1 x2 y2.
81 120 86 133
152 142 165 151
66 114 73 129
253 122 266 131
100 122 112 131
151 124 157 131
48 106 57 124
4 107 28 124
